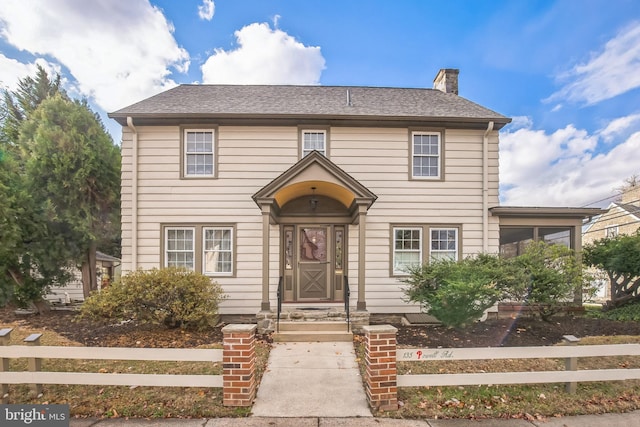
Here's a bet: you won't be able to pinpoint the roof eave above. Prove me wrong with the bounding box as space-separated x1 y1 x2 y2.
490 206 605 220
108 112 511 130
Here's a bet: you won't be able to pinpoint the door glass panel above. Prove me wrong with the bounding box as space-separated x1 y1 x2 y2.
284 227 293 269
335 228 343 271
300 228 327 262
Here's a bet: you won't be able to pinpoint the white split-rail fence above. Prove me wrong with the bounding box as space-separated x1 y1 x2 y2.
0 328 223 400
396 335 640 392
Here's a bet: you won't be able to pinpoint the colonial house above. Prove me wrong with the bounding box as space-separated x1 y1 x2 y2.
108 69 601 329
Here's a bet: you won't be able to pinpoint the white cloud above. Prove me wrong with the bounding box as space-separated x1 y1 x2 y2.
0 0 189 111
500 118 640 207
201 22 325 85
546 21 640 105
198 0 215 21
599 113 640 142
0 55 64 91
0 54 37 91
508 115 533 131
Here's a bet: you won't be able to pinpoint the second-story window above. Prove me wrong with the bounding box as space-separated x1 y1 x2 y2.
411 131 441 179
302 130 326 157
184 130 214 177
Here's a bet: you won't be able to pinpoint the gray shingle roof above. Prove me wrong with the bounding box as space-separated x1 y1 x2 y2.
616 203 640 218
109 85 510 129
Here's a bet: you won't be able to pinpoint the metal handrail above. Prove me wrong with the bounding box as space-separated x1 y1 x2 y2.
276 276 283 333
344 276 351 332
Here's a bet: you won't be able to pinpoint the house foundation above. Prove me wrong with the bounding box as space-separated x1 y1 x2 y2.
256 307 370 334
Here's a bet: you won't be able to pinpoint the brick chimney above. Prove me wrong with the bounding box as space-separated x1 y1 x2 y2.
433 68 459 95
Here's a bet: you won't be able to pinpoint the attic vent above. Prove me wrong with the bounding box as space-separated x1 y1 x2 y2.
346 89 352 106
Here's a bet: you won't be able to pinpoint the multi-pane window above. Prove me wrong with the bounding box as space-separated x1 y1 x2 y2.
203 227 233 275
430 228 458 261
302 131 326 157
165 228 195 269
164 225 235 276
605 225 619 239
412 132 440 178
391 225 461 275
393 228 422 274
185 130 214 176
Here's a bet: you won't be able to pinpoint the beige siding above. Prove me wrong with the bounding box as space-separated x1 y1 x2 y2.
120 125 499 314
334 127 499 313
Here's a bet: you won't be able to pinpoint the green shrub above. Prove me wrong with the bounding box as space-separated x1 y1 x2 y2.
402 255 517 328
78 268 226 330
587 301 640 322
510 241 589 321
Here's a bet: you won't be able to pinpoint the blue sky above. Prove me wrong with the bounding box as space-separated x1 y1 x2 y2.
1 0 639 207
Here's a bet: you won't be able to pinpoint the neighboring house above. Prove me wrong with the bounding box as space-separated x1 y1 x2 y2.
582 185 640 299
45 251 121 305
108 69 602 322
583 185 640 245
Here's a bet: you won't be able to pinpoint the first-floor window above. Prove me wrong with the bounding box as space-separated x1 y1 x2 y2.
392 224 461 276
393 227 422 275
204 227 233 275
165 228 195 269
430 228 458 261
163 224 235 276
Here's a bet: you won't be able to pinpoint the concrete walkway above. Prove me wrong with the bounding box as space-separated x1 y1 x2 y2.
251 341 372 417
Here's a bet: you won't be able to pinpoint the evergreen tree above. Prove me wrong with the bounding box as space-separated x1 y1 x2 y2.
20 94 120 297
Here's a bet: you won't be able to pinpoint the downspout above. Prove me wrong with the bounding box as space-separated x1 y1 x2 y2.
126 117 138 270
482 121 494 253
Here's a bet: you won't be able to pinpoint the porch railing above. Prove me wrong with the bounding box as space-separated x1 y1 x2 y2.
276 276 283 333
344 276 351 332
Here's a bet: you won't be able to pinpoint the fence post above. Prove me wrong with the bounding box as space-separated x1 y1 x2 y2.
0 328 12 403
563 334 580 393
24 333 43 397
362 325 398 412
222 324 257 406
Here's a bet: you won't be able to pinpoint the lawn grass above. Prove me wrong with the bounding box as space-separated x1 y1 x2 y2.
2 324 270 418
5 322 640 420
355 335 640 419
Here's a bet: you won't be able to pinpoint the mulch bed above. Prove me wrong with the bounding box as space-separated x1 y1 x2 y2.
2 305 640 348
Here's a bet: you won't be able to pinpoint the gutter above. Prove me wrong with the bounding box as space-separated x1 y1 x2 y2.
126 117 138 270
483 121 494 252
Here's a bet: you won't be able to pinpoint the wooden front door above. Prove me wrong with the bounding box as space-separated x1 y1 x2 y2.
298 227 330 300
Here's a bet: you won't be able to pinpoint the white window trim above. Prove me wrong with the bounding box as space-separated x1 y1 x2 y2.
165 227 196 270
430 228 458 261
411 131 441 180
184 129 215 178
301 130 327 157
392 227 423 275
202 226 234 276
605 225 619 238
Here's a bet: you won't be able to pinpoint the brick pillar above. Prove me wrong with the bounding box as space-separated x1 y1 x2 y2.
362 325 398 411
222 324 257 406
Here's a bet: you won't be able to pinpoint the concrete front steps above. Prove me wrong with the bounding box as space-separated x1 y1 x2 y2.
273 321 353 342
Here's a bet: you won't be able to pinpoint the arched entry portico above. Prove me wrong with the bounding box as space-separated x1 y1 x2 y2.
252 152 377 312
